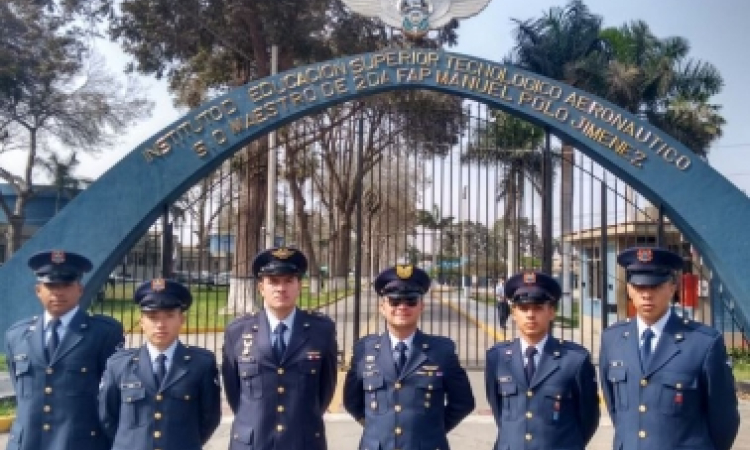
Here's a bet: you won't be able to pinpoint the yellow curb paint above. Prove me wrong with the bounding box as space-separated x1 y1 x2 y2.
326 371 348 414
438 296 505 341
0 415 13 433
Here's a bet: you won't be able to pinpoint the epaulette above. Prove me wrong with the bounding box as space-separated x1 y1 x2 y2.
606 318 632 329
558 338 587 353
680 317 719 337
185 345 216 360
306 309 334 322
226 312 260 329
109 347 139 362
88 314 124 330
6 316 38 333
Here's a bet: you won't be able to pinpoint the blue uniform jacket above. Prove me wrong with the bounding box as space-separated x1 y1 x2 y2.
343 330 475 450
599 313 740 450
221 309 338 450
3 311 124 450
98 342 222 450
485 337 599 450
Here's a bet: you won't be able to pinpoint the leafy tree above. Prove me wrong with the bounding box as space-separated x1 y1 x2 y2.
35 152 91 213
0 2 152 257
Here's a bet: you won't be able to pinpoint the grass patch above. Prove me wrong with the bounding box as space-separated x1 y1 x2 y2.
0 354 6 372
90 284 351 333
730 348 750 381
0 398 15 416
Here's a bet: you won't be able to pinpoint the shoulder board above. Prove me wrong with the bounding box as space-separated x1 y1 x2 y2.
607 318 632 329
305 309 333 321
109 348 139 361
680 318 719 337
226 313 260 329
558 339 587 352
7 316 38 332
185 345 215 359
88 314 124 329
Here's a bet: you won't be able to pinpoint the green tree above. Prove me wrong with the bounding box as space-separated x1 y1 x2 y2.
0 2 152 257
35 152 92 213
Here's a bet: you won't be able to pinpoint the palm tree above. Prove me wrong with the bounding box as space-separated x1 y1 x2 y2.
415 205 454 281
36 152 91 213
508 0 607 299
596 20 725 157
464 111 548 274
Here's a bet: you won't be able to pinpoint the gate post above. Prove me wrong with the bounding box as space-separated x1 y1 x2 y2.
542 128 553 274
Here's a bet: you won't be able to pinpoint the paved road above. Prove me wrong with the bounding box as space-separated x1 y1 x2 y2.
2 370 749 449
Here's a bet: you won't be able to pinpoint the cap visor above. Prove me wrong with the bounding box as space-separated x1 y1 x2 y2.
628 273 672 286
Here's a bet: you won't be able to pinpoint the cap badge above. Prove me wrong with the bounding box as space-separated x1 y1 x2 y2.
151 278 166 291
271 247 295 260
523 272 536 284
396 264 413 280
637 248 653 262
50 250 66 264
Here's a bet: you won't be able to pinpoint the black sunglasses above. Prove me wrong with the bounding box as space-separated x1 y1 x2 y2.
386 297 420 308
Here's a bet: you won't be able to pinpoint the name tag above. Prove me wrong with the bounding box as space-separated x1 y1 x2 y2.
497 376 513 382
120 382 142 389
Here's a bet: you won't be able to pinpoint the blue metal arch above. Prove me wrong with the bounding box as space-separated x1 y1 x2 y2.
1 49 748 342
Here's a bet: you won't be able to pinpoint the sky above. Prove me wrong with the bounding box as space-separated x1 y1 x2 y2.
8 0 750 193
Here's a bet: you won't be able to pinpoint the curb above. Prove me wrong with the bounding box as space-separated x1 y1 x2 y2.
0 416 12 433
738 381 750 396
437 295 505 341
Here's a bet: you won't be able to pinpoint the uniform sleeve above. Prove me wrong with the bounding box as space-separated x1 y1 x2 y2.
485 348 502 429
443 343 475 432
703 335 740 450
575 353 600 445
598 335 616 419
98 359 121 442
221 329 241 414
4 333 18 394
199 355 222 445
343 340 365 421
319 322 338 414
99 321 125 377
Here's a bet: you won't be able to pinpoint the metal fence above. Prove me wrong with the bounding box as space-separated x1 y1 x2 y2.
89 99 748 368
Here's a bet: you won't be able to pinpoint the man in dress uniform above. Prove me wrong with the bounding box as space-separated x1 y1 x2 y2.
600 247 740 450
98 278 221 450
221 247 338 450
3 250 124 450
343 264 475 450
485 271 599 450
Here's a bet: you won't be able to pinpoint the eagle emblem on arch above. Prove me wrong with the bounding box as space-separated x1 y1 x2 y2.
340 0 493 39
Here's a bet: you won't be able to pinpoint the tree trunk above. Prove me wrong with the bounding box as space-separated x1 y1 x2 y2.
225 140 268 315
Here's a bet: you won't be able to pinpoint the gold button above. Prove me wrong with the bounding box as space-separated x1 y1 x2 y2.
395 427 402 435
311 369 317 374
184 395 190 401
277 405 285 412
43 424 50 431
43 405 51 413
428 385 433 391
46 368 54 375
395 383 402 389
639 405 646 413
155 412 162 420
676 383 682 389
241 371 248 377
526 411 533 419
277 424 284 432
525 433 532 441
91 431 96 436
395 405 402 412
315 432 320 437
639 431 646 438
425 393 431 399
156 394 163 401
81 367 87 373
424 402 430 408
640 379 648 387
278 368 285 375
278 386 285 394
45 387 52 394
154 431 162 438
527 390 533 397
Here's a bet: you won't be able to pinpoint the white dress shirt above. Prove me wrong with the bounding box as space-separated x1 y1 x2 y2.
637 310 672 355
520 334 549 369
44 306 79 345
146 340 179 374
267 308 297 347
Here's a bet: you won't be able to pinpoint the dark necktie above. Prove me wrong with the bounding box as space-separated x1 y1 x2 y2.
46 319 61 362
640 328 655 369
525 346 538 383
155 354 167 387
395 341 408 374
273 323 288 362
